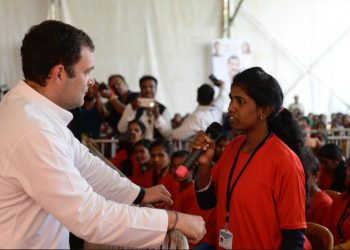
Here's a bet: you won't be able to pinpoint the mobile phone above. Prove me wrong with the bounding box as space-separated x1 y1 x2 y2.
138 98 155 108
209 74 220 87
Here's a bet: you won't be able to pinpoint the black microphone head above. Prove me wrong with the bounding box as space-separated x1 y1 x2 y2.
205 122 223 140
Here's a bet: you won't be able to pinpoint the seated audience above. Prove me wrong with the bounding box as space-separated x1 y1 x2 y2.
168 151 217 249
129 139 152 185
118 75 172 140
110 120 145 176
325 157 350 248
171 83 224 141
303 149 332 226
140 139 173 188
213 134 230 163
317 143 347 192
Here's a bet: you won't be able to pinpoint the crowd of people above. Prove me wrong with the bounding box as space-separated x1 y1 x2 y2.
75 65 350 248
1 19 350 249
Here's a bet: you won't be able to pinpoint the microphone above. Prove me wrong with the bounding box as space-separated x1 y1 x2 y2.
176 122 223 178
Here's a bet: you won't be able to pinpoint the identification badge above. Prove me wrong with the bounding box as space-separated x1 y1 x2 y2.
219 228 233 249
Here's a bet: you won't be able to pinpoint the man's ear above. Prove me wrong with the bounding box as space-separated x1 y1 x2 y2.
48 64 65 81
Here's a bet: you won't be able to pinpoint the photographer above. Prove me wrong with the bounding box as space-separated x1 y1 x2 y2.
118 75 172 140
98 74 138 136
171 76 225 141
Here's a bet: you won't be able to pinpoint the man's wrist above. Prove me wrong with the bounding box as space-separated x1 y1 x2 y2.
133 186 145 205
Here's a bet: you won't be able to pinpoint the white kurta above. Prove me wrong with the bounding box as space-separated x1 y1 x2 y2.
0 81 168 249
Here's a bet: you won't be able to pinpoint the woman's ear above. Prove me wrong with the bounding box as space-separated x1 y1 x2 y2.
259 106 273 120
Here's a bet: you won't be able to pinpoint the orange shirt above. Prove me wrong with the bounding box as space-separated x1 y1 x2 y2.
109 149 128 169
212 134 306 249
307 191 332 226
172 182 217 247
325 193 350 245
318 168 333 191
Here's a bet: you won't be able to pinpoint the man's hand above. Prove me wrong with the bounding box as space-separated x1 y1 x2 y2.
142 185 173 206
166 211 206 244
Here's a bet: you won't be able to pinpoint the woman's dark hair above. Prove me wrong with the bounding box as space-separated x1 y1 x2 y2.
232 67 305 158
171 150 190 161
150 139 173 156
133 139 151 151
318 143 346 192
128 119 146 135
21 20 94 86
300 148 319 209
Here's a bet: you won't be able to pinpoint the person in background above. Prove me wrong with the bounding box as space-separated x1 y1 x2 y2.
171 113 184 129
118 75 172 140
172 83 224 141
213 134 230 163
302 148 332 226
129 139 152 185
110 119 145 176
289 95 305 118
193 67 307 249
100 74 139 135
168 150 217 249
0 20 206 249
317 143 347 192
325 157 350 248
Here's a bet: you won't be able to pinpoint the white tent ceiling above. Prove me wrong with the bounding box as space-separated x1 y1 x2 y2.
0 0 349 119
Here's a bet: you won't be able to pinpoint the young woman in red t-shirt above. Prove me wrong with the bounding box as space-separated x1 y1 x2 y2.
325 157 350 248
193 67 307 249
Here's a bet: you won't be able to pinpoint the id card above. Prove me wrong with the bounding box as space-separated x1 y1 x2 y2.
219 228 233 249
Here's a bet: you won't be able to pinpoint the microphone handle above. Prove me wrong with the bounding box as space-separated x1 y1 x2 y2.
182 149 202 169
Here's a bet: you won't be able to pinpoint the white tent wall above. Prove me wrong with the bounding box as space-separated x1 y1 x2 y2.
229 0 350 119
0 0 50 91
1 0 349 119
0 0 222 117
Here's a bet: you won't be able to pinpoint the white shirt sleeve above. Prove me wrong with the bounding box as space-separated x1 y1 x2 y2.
117 104 136 133
154 108 172 139
71 134 140 204
12 128 168 248
171 113 198 141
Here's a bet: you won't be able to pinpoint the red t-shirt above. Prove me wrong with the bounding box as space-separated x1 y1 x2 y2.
172 182 217 247
325 193 350 245
109 149 128 169
212 134 306 249
307 191 332 226
318 168 334 191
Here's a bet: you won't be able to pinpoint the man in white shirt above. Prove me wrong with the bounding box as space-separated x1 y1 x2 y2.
117 75 172 140
172 83 224 141
0 20 205 249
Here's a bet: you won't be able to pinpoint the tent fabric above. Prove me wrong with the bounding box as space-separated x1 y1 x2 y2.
1 0 349 117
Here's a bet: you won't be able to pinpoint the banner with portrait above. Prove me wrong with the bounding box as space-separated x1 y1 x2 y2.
211 38 253 110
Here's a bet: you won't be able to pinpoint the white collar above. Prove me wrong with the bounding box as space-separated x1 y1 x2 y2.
17 80 73 125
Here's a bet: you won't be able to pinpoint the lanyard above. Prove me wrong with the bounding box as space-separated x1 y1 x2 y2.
336 195 350 243
225 131 272 227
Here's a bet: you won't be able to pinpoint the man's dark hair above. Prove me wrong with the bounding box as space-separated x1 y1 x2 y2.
197 84 214 105
21 20 94 86
139 75 158 88
108 74 127 85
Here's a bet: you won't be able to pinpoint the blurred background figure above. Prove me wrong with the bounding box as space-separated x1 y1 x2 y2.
289 95 305 119
317 143 347 192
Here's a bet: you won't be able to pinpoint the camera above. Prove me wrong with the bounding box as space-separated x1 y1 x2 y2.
98 82 108 91
208 74 220 87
